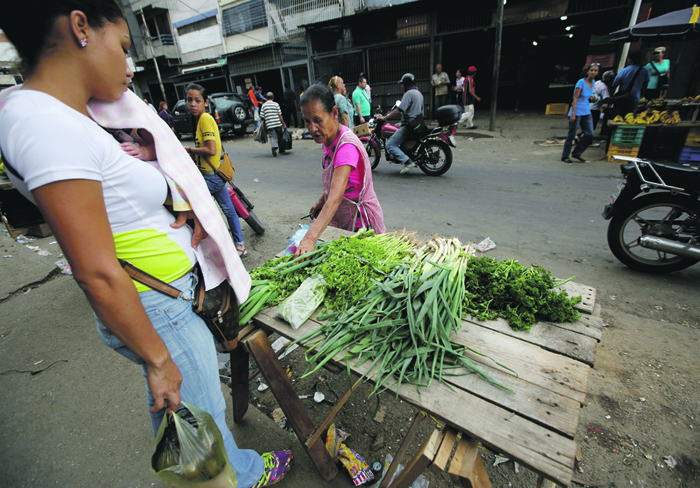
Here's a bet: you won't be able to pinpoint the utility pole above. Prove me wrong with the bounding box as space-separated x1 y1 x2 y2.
489 0 504 132
617 0 644 73
139 10 167 103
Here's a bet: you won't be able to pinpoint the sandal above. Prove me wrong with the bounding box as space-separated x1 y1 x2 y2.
561 157 573 164
237 248 249 258
251 450 293 488
571 155 587 162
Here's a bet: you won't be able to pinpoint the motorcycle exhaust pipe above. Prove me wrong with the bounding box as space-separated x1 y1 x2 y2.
638 235 700 259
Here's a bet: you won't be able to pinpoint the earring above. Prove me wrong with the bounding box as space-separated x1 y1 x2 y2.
80 39 88 48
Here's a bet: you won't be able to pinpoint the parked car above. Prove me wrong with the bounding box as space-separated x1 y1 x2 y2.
210 92 253 137
171 92 253 139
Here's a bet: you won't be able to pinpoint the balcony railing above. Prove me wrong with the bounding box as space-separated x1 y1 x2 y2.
151 34 175 46
266 0 364 41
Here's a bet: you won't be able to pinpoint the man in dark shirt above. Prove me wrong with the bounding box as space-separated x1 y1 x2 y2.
282 83 300 128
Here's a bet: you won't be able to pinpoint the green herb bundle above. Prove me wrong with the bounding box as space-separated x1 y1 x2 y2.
462 257 582 331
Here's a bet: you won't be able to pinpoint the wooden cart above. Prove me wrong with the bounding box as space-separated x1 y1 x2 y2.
229 231 601 487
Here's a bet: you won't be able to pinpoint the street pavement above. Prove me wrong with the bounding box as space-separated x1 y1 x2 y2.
1 109 698 487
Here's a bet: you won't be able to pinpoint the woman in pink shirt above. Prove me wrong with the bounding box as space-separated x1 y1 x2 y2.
295 84 386 257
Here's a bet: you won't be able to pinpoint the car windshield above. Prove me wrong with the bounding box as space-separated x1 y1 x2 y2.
211 94 243 111
173 101 187 114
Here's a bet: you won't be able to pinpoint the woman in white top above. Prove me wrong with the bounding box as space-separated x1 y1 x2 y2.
0 2 290 487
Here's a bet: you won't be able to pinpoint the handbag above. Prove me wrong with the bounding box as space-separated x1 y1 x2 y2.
253 123 267 144
119 260 240 352
203 149 235 182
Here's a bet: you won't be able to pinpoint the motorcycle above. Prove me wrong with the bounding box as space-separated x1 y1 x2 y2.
359 103 459 176
227 182 265 235
602 155 700 273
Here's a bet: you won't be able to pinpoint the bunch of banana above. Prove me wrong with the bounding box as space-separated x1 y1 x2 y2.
682 96 695 104
660 110 681 124
613 115 625 123
624 113 636 124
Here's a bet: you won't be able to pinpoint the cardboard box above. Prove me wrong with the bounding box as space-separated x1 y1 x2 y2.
353 122 370 137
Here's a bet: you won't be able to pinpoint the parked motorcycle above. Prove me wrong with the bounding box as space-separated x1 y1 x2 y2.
360 104 459 176
228 182 265 235
602 156 700 273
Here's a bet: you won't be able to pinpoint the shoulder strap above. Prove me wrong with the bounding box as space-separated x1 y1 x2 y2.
625 66 643 93
119 259 182 299
649 62 662 76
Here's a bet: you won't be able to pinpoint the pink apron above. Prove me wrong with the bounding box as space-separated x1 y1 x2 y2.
322 128 386 234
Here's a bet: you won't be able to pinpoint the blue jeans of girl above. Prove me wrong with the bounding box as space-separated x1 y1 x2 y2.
203 174 244 246
95 273 264 488
562 114 593 159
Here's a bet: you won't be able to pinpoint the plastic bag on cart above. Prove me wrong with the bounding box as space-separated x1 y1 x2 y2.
275 274 326 329
151 402 237 488
284 225 309 255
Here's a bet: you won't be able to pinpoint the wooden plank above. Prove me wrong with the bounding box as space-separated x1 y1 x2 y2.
541 314 604 342
431 427 458 472
242 329 338 481
447 437 472 485
305 379 364 448
558 281 596 315
464 315 598 366
256 307 590 434
254 309 578 485
388 430 443 488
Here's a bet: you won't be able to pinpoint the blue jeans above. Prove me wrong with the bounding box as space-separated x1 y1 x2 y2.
95 273 264 488
386 126 412 165
204 174 244 246
562 114 593 159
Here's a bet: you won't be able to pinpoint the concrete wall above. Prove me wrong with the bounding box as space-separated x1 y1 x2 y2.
223 27 269 53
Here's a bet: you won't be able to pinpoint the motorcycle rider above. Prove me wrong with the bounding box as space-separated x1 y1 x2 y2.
377 73 426 174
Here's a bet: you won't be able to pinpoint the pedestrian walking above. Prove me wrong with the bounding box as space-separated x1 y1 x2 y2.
328 75 354 129
259 92 286 157
561 63 599 163
463 66 481 129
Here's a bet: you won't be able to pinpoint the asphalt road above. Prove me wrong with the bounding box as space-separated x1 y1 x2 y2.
219 127 699 328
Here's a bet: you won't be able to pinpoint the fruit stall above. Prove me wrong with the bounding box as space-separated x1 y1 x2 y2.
608 96 700 164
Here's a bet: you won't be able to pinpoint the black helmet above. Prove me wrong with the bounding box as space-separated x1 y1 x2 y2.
399 73 415 85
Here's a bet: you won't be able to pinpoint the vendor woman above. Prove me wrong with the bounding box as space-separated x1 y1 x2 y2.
295 84 385 257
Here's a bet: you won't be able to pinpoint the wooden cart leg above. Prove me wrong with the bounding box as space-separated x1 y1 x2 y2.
447 436 493 488
379 412 426 488
229 345 250 423
387 429 443 488
243 329 338 481
536 474 559 488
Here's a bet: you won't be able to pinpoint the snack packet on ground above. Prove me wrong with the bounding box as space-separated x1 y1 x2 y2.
326 424 374 486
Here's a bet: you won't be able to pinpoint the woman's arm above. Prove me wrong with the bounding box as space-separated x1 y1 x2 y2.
295 165 352 257
339 111 349 127
185 139 216 157
32 179 182 413
569 87 582 122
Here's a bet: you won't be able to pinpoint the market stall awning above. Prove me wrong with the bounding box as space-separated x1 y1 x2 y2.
610 6 700 41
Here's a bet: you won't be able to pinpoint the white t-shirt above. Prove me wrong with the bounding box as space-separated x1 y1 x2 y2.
0 90 195 289
590 80 610 111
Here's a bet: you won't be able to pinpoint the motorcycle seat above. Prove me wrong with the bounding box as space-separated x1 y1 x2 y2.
639 161 700 191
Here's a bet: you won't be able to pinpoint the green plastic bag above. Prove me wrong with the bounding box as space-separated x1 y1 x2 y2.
275 274 327 329
151 402 237 488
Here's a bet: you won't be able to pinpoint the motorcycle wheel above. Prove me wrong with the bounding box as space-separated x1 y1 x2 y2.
417 141 452 176
607 193 700 274
244 210 265 235
366 141 380 170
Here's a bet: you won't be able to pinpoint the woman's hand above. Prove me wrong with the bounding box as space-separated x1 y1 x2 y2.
120 141 156 161
310 201 324 219
569 114 576 123
147 356 183 414
294 236 316 258
171 210 207 249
